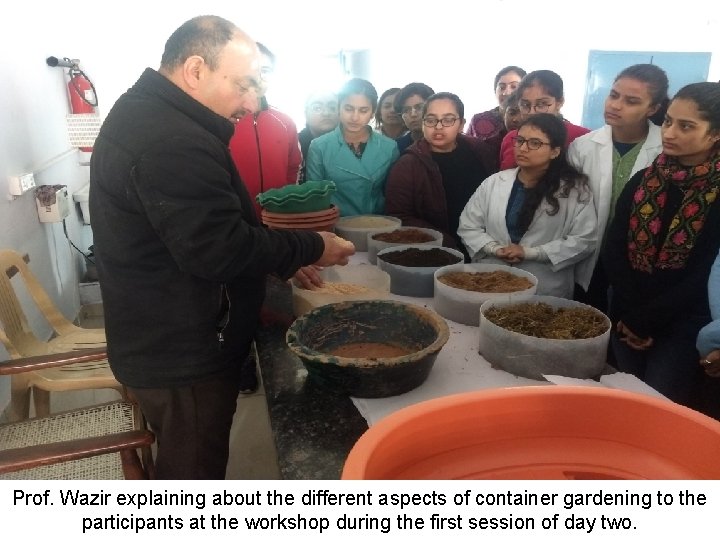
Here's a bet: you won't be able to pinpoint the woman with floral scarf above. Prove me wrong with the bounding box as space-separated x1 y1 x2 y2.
603 82 720 408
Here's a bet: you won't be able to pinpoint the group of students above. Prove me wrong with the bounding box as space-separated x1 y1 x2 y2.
233 61 720 418
89 14 720 478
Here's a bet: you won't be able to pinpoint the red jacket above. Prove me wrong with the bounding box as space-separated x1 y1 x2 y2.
499 119 590 170
229 106 302 217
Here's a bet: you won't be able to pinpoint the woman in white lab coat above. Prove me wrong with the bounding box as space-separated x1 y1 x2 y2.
458 113 597 298
568 64 668 309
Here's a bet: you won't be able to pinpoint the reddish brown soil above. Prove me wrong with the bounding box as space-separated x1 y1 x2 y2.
327 342 413 357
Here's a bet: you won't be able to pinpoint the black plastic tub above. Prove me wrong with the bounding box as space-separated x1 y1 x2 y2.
286 300 449 398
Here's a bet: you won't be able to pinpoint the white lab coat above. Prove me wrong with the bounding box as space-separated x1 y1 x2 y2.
567 122 662 288
458 168 597 299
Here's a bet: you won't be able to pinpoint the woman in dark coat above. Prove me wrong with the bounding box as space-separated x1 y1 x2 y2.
385 92 498 259
603 82 720 407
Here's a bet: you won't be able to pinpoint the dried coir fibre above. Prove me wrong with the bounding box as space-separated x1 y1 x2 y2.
484 302 609 339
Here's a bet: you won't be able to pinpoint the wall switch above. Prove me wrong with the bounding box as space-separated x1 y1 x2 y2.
8 172 36 196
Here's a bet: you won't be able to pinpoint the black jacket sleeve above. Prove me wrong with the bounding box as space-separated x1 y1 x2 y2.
134 135 324 283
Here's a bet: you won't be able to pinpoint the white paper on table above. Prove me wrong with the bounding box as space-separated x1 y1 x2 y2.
347 250 668 427
351 308 549 426
543 372 670 401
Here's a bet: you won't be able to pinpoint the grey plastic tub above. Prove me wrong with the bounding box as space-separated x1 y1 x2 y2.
376 245 463 297
367 226 443 265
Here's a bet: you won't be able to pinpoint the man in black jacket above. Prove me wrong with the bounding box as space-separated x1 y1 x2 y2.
90 15 353 479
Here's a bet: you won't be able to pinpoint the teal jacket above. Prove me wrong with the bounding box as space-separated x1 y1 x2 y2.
305 126 399 216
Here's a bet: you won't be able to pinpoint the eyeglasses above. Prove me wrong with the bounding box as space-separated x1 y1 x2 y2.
518 100 554 114
512 136 551 150
423 116 459 128
259 66 274 81
401 103 424 116
237 80 265 98
309 103 338 115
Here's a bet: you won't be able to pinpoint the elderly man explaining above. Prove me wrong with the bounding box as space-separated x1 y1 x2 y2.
90 15 353 479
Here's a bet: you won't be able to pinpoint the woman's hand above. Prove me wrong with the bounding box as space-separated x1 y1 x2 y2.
496 243 525 264
700 350 720 377
617 321 654 351
293 265 324 290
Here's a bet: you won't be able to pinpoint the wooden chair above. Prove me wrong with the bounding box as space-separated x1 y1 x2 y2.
0 249 121 420
0 347 154 479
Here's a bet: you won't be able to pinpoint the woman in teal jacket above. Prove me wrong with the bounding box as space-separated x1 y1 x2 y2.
305 78 399 216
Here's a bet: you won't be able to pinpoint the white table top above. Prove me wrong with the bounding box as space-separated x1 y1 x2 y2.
343 252 666 426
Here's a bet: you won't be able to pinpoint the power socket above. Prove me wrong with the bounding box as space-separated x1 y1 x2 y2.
8 172 36 197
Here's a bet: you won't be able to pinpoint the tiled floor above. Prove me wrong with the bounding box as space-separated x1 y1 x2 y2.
49 304 281 479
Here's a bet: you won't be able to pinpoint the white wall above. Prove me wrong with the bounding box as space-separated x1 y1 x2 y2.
0 0 718 409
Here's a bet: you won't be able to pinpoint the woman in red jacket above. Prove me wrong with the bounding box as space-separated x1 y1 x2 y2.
498 70 589 170
385 92 498 259
228 43 302 218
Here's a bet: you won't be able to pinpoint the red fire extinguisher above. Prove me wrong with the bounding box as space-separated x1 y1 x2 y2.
68 67 97 115
46 56 99 152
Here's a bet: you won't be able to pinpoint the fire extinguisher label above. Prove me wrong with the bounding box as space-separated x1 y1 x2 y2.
84 89 95 102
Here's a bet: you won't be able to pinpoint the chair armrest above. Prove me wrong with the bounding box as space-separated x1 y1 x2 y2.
0 347 108 375
0 429 155 474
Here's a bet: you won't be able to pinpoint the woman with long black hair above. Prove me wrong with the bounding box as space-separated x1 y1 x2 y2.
603 82 720 406
458 113 597 298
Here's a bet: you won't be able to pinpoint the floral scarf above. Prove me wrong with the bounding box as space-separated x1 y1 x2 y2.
627 151 720 273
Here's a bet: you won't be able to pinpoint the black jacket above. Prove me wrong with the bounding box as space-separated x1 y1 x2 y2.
385 135 498 249
603 169 720 338
90 69 323 387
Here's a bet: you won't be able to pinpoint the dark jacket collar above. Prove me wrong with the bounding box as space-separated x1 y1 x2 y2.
133 68 236 145
407 134 497 173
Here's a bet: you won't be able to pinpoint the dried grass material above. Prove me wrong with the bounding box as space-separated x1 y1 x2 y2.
311 282 372 294
484 303 609 339
438 270 534 293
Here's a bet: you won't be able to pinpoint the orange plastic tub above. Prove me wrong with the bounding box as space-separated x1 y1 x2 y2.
342 386 720 479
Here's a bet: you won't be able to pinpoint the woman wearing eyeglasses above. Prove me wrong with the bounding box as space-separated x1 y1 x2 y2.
384 92 498 258
602 82 720 407
305 78 399 216
458 113 597 298
393 82 435 153
498 70 590 170
298 90 339 182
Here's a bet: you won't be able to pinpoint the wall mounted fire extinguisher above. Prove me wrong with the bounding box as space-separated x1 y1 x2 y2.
46 56 99 151
67 66 98 115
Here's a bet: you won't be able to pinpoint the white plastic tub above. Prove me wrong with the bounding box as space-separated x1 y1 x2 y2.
334 215 401 252
478 295 611 380
291 265 390 316
433 263 537 326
